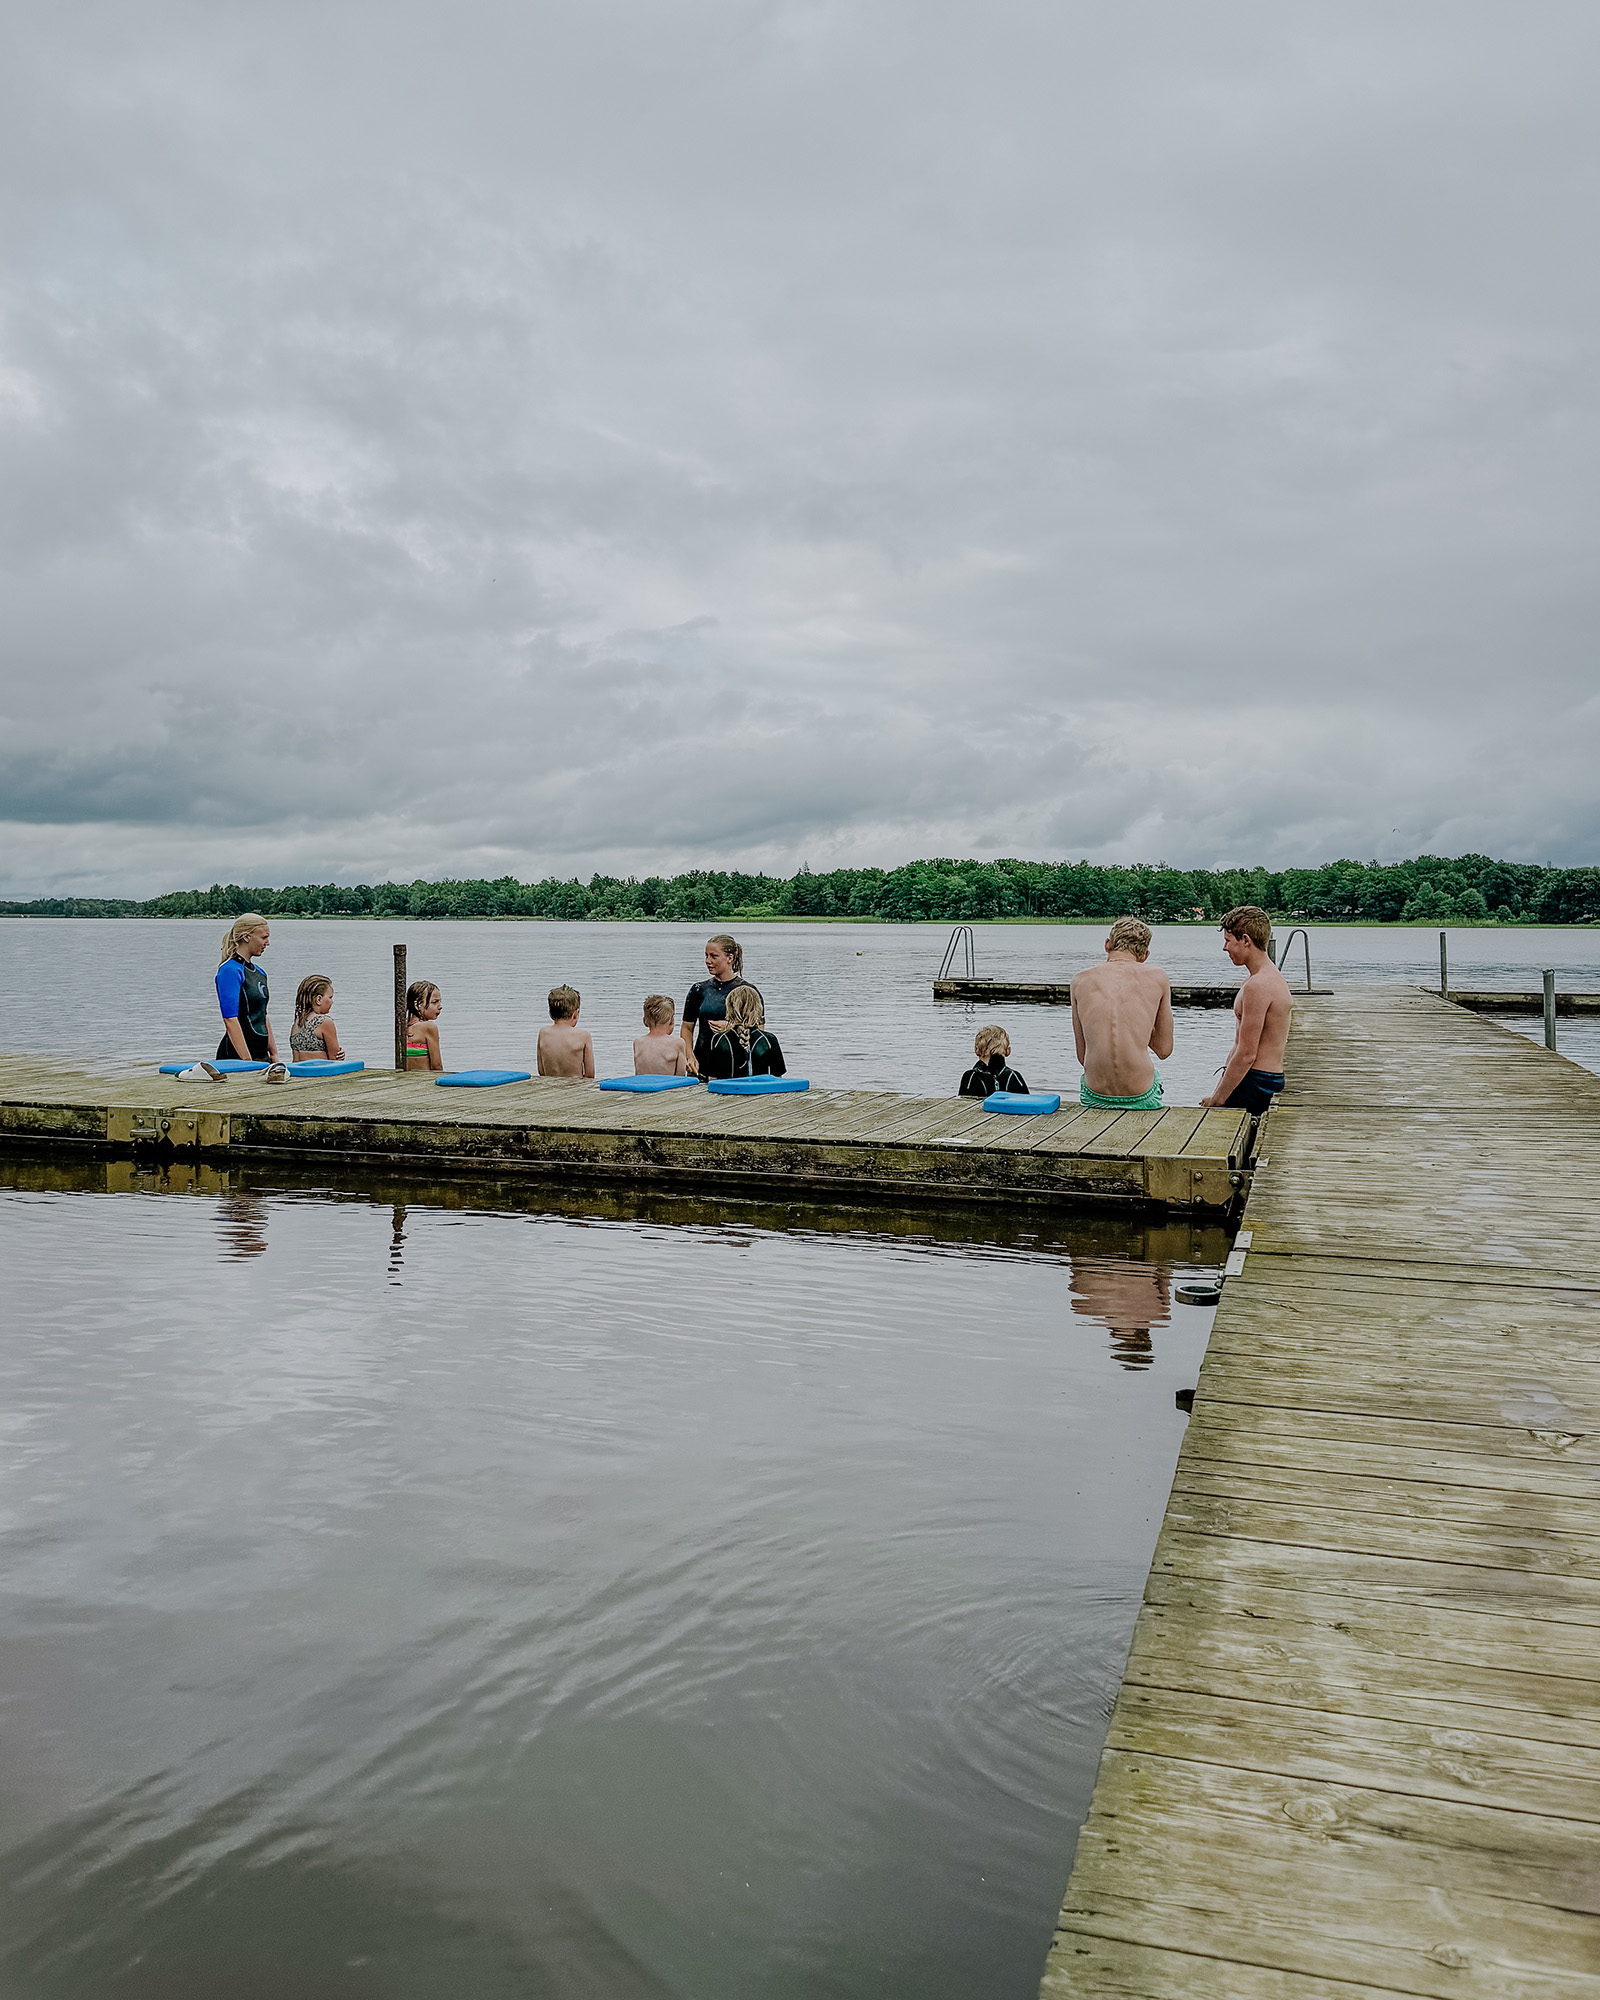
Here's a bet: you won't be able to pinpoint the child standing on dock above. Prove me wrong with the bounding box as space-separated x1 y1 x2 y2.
538 986 596 1077
635 996 690 1075
1201 906 1293 1114
960 1025 1029 1097
404 982 444 1071
289 976 345 1062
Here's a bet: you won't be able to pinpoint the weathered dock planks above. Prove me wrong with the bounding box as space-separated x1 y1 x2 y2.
0 1054 1252 1213
1041 987 1600 1997
935 979 1243 1007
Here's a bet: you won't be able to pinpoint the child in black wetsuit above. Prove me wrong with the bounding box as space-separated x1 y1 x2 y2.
959 1025 1029 1097
704 986 787 1079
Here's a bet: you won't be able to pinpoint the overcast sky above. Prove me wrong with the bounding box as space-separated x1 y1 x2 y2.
2 0 1597 896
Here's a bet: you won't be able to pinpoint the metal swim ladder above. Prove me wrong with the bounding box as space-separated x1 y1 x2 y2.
937 925 976 981
1272 927 1329 994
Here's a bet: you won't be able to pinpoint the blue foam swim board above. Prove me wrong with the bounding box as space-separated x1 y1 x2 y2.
287 1060 364 1078
435 1069 533 1087
159 1059 267 1074
981 1091 1062 1115
598 1075 700 1092
707 1076 809 1095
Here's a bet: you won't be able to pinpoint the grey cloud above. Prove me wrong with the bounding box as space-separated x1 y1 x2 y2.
2 0 1598 895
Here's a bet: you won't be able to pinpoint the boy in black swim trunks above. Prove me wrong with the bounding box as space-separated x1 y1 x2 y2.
960 1025 1029 1098
1200 906 1293 1114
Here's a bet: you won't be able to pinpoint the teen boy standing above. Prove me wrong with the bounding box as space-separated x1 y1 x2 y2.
1200 906 1293 1113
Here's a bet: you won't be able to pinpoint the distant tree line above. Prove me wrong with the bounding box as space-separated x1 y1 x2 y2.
4 854 1598 924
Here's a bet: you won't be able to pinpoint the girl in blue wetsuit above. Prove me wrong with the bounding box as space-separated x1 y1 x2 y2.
215 914 279 1062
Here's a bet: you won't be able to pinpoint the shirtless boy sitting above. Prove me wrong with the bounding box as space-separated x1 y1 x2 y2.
1201 906 1293 1114
634 994 689 1075
1071 917 1174 1109
537 985 596 1078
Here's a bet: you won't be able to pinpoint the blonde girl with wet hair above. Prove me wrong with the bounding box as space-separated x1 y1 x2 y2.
682 932 757 1076
404 980 445 1072
289 975 344 1062
215 914 278 1063
704 983 787 1081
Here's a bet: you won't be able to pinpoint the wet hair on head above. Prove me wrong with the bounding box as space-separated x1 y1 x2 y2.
1219 905 1272 950
406 980 441 1021
719 984 765 1049
707 933 743 974
218 913 268 968
1106 917 1152 957
642 993 674 1027
548 984 580 1020
974 1024 1010 1060
294 974 333 1026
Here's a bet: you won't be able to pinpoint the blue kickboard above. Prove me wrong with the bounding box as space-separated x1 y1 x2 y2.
707 1076 809 1095
599 1074 700 1092
982 1091 1062 1115
435 1069 533 1088
287 1060 365 1079
159 1059 268 1074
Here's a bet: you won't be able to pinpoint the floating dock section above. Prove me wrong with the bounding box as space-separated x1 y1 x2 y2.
1042 987 1600 1996
0 1056 1252 1214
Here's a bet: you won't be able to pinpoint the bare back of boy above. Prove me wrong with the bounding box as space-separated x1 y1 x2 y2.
537 1022 595 1078
1072 955 1174 1099
634 1032 687 1076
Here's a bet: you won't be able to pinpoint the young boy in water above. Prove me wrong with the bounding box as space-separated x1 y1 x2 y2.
537 986 596 1078
634 994 690 1075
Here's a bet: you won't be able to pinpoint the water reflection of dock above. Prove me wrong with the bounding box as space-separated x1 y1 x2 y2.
0 1060 1253 1214
1043 987 1600 1996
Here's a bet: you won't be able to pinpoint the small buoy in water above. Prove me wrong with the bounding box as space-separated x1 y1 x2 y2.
1175 1388 1195 1413
1176 1282 1222 1306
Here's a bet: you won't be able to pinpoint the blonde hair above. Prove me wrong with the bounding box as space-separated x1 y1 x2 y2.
974 1024 1010 1061
708 933 743 973
1106 916 1152 958
1220 904 1272 949
642 993 674 1028
548 984 580 1020
218 913 268 968
717 984 766 1051
294 974 333 1026
406 980 440 1023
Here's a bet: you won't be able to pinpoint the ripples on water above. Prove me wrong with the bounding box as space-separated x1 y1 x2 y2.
0 1158 1225 1998
5 917 1597 1094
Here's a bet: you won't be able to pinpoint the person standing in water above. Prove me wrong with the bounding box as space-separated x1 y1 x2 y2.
1070 917 1174 1109
681 934 757 1078
215 915 279 1062
1201 906 1293 1114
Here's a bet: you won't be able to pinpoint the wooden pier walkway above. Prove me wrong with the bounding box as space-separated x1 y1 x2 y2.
0 1055 1252 1214
1042 987 1600 1997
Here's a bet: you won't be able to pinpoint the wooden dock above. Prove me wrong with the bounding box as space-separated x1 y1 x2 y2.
935 979 1245 1007
0 1054 1252 1214
1042 986 1600 1997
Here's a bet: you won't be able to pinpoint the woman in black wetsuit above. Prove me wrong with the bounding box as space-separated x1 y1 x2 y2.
680 934 759 1078
215 914 279 1062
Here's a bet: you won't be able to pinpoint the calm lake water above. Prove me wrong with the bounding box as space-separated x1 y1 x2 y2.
3 918 1598 1093
0 1158 1224 1998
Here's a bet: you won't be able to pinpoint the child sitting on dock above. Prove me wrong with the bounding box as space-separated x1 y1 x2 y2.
404 982 444 1071
538 986 596 1077
289 975 345 1062
703 986 786 1080
635 995 690 1075
960 1025 1030 1098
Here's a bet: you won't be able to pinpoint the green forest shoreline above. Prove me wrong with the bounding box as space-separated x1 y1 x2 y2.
4 854 1597 926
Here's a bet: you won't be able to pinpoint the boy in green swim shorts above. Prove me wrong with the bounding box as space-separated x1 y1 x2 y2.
1070 917 1174 1109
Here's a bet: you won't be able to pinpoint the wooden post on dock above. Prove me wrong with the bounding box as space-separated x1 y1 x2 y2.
1544 967 1558 1050
1439 930 1448 998
393 945 407 1071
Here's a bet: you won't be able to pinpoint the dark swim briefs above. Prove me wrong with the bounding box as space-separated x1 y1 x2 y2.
1223 1068 1285 1116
